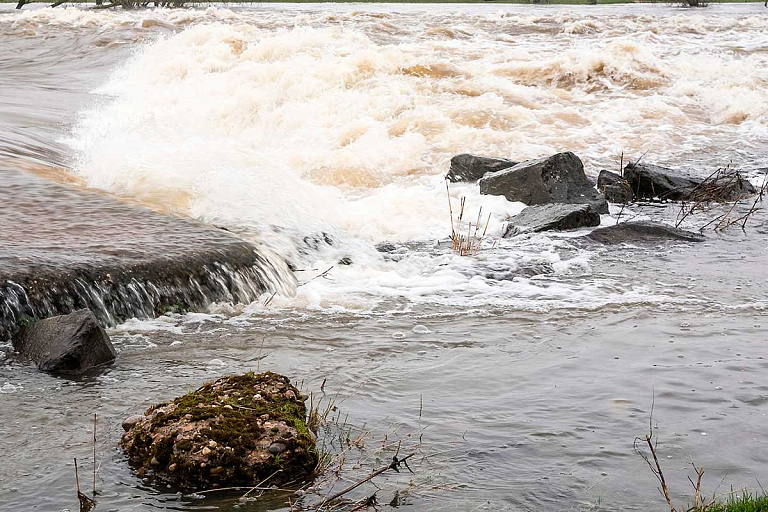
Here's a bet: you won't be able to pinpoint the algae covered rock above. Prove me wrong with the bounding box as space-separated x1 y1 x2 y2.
120 372 317 490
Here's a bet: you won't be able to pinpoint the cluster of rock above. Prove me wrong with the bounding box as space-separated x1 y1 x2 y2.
13 310 320 491
120 372 317 490
447 151 757 242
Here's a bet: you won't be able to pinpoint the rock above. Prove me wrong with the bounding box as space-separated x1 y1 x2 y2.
446 154 518 182
122 415 143 432
623 162 701 201
503 204 601 237
375 243 398 253
623 162 756 202
597 170 632 204
479 152 609 213
586 221 706 244
13 309 116 375
120 372 317 490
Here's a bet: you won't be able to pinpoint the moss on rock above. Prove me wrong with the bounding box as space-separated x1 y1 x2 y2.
120 372 317 490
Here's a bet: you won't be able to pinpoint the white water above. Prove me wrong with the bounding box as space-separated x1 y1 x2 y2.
8 4 768 313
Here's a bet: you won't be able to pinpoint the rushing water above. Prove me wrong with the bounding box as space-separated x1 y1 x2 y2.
1 3 768 511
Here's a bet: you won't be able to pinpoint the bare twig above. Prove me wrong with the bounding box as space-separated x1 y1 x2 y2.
634 394 676 512
92 414 97 497
316 452 416 509
74 458 96 512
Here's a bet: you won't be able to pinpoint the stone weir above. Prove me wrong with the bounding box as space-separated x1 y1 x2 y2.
0 169 294 341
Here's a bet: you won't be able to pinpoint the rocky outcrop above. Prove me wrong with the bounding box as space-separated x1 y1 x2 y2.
623 162 756 201
503 204 601 237
120 372 317 490
446 154 518 182
479 152 609 213
587 221 706 244
597 170 632 204
13 309 116 374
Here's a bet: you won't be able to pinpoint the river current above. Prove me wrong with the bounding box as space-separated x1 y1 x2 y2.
0 3 767 511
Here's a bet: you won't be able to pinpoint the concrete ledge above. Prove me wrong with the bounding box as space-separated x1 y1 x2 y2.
0 169 292 341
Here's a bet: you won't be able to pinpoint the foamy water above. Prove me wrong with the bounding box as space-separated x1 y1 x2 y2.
20 3 757 313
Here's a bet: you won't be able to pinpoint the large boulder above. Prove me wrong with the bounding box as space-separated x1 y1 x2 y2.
597 170 632 204
479 152 609 213
446 154 517 182
587 221 706 244
623 162 756 201
503 204 600 237
13 309 116 375
120 372 317 490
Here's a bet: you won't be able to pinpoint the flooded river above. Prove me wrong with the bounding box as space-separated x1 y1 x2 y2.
1 3 767 511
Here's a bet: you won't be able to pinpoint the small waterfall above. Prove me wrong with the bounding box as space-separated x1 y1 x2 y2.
0 246 295 342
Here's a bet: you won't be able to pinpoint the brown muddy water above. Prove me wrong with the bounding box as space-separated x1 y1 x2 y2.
1 3 768 511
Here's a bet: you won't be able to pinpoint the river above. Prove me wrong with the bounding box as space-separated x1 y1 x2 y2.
0 3 767 511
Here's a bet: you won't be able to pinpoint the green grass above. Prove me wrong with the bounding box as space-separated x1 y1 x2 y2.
706 493 768 512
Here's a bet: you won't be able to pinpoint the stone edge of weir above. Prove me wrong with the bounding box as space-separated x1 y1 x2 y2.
0 168 291 342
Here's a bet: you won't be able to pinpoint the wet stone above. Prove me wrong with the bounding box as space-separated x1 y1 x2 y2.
119 372 317 491
122 415 143 432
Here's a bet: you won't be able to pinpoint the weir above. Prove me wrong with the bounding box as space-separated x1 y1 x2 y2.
0 169 294 341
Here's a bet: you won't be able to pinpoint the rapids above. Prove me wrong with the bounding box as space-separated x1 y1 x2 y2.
1 3 767 511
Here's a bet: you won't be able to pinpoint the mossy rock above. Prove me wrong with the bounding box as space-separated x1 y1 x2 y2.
120 372 317 490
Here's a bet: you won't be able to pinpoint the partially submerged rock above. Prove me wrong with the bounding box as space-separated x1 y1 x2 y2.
120 372 317 490
503 204 601 237
13 309 116 375
623 162 701 201
623 162 756 202
446 154 517 182
479 152 609 213
597 170 632 204
587 221 706 244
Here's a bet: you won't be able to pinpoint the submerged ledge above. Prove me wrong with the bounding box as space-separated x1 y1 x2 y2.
0 169 292 341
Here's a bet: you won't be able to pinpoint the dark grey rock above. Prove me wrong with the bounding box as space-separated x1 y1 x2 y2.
623 162 701 201
14 309 116 375
268 443 287 455
446 154 517 182
479 152 609 214
375 243 398 253
503 204 601 237
597 170 632 204
586 221 706 244
623 162 756 202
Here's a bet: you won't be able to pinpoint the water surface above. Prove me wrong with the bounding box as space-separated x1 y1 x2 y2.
1 3 767 511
